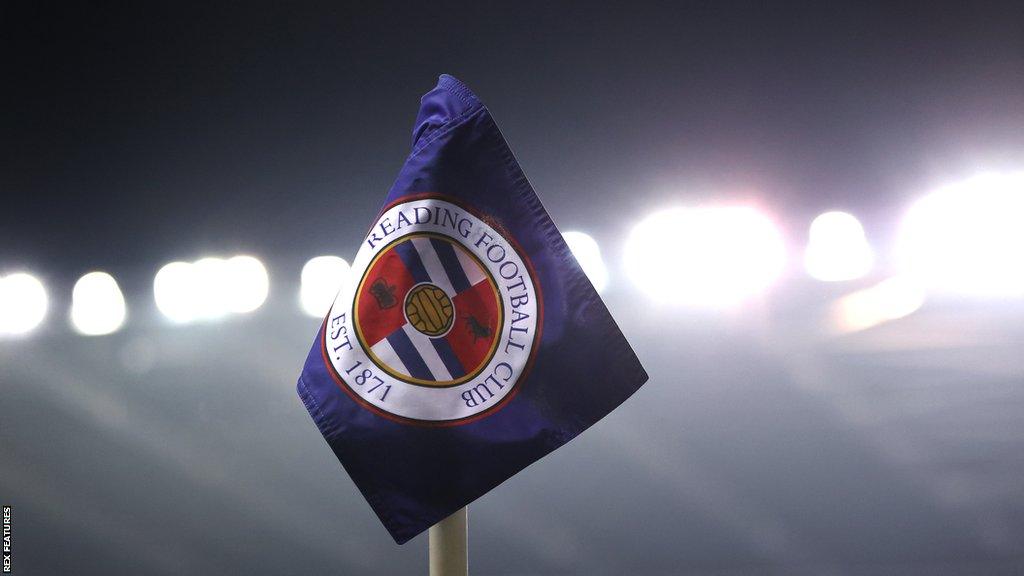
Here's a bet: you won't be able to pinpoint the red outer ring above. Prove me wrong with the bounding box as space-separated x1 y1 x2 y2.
320 192 545 427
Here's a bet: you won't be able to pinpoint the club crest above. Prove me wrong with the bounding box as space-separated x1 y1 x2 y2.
323 195 540 425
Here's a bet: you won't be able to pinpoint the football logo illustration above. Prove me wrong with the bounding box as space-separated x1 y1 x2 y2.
404 283 454 337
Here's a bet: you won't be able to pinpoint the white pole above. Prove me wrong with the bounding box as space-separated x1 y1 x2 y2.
429 507 468 576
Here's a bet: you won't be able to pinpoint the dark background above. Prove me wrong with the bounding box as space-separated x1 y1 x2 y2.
3 2 1024 574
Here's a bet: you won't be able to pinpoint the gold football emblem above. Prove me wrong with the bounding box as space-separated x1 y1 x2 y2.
404 283 454 337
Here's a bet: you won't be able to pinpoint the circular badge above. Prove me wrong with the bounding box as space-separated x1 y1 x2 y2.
323 196 540 425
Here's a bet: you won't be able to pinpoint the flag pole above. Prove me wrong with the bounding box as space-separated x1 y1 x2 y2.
429 506 468 576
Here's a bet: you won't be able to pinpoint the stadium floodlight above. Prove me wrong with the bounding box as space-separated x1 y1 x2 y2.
191 257 232 320
804 211 874 282
832 276 925 333
154 261 199 323
562 231 609 293
224 255 269 314
624 206 786 307
70 271 127 336
896 172 1024 297
155 255 270 323
0 272 48 336
300 256 352 317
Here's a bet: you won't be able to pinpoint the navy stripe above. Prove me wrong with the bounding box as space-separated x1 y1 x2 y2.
431 238 472 294
386 329 434 380
394 241 431 284
431 336 466 379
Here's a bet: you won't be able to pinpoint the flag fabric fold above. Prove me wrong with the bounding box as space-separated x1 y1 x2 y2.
296 74 648 544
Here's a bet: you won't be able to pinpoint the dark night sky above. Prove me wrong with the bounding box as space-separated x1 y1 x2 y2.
3 1 1024 274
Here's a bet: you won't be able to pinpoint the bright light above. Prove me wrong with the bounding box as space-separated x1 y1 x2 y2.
155 261 198 323
71 271 127 336
832 276 925 333
562 231 609 293
896 173 1024 297
224 255 269 314
0 272 48 336
804 211 874 282
154 255 269 324
192 257 232 319
625 206 786 307
300 256 352 317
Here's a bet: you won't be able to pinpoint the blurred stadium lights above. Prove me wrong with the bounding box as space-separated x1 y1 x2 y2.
0 272 48 336
896 172 1024 297
300 256 352 317
562 231 609 293
804 211 874 282
831 276 926 333
19 175 1024 335
154 255 269 324
225 255 270 314
70 271 127 336
154 261 197 323
625 206 786 307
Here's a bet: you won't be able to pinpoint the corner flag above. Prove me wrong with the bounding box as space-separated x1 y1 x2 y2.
297 75 648 543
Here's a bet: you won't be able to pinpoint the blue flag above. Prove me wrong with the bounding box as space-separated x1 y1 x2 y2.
297 75 648 544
